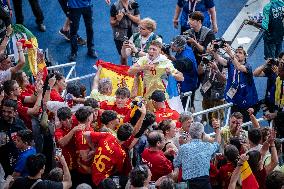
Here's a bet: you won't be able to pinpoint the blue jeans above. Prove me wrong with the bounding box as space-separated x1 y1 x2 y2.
264 40 282 59
69 6 94 54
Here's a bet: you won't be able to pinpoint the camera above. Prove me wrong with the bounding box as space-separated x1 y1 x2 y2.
213 38 226 50
131 96 144 108
161 43 171 56
268 58 279 66
182 31 195 40
202 54 214 64
122 36 129 43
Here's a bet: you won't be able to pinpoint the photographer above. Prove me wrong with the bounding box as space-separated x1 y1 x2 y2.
184 11 215 64
121 17 162 65
110 0 140 65
199 52 226 122
171 35 198 110
253 53 284 113
211 44 258 122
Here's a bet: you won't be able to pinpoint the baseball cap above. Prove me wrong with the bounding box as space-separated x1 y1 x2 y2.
172 35 187 49
150 90 166 102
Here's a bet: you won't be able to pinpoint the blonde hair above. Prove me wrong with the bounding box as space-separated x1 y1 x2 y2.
140 17 157 32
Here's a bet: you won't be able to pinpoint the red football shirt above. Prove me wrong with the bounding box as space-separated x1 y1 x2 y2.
217 162 235 189
100 101 132 123
17 99 32 129
141 148 173 181
90 132 126 186
50 89 64 102
155 107 181 127
19 84 35 108
54 126 77 170
75 126 94 174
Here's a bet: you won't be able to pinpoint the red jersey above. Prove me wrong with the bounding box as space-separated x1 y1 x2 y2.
217 162 234 189
54 126 77 170
17 99 32 129
50 89 64 102
141 148 173 181
155 107 181 127
75 126 94 174
19 84 35 108
121 135 135 176
100 101 132 123
90 132 126 186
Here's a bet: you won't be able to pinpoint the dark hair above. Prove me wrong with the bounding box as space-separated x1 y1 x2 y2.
115 87 130 98
66 82 81 98
47 167 63 182
84 98 99 109
101 110 118 125
49 72 64 81
278 52 284 59
26 153 46 177
131 111 156 137
230 112 243 119
57 107 72 121
98 178 117 189
159 119 173 135
229 137 242 152
11 70 25 88
2 99 18 110
3 80 17 96
247 150 261 173
117 123 133 141
265 170 284 189
75 106 93 123
130 165 149 187
80 84 86 97
159 177 175 189
224 145 239 167
248 128 262 145
189 11 204 23
147 131 163 147
17 129 33 145
260 127 270 143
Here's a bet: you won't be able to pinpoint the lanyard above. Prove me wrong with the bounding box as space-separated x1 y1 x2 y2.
232 69 240 86
188 0 197 13
139 33 153 52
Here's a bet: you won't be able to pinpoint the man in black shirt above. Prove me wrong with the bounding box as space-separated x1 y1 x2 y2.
184 11 215 64
0 99 26 176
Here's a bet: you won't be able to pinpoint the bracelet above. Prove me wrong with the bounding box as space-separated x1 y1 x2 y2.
34 91 38 97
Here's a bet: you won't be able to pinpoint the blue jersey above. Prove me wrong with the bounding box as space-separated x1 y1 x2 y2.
177 0 214 29
68 0 92 8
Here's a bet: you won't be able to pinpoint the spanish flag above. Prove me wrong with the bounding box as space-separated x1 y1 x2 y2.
96 60 143 96
241 161 259 189
8 24 47 80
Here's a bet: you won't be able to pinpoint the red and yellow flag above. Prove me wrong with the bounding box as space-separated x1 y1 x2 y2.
96 60 143 96
241 161 259 189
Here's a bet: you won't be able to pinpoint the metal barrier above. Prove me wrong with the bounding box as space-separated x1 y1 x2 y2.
47 62 77 81
193 102 233 127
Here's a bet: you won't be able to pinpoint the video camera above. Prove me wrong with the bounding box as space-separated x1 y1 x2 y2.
202 54 214 65
213 38 226 50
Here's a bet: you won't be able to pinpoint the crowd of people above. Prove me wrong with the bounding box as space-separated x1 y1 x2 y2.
0 0 283 189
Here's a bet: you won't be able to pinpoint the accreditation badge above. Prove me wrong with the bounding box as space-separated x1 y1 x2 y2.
226 87 237 99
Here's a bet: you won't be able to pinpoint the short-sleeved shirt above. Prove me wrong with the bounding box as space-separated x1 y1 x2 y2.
173 139 219 180
50 89 64 102
155 107 180 125
217 162 235 189
54 124 77 170
19 84 35 108
0 68 11 84
224 60 258 108
90 132 126 186
100 101 132 123
68 0 92 8
17 99 32 129
14 147 36 176
177 0 215 29
90 89 115 103
10 177 63 189
221 126 248 147
137 55 177 99
141 148 173 181
74 126 94 174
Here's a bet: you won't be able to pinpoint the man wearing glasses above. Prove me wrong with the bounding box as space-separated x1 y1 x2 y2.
0 42 25 84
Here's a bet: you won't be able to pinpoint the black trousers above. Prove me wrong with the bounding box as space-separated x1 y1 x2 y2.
58 0 69 17
12 0 44 24
69 6 94 54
